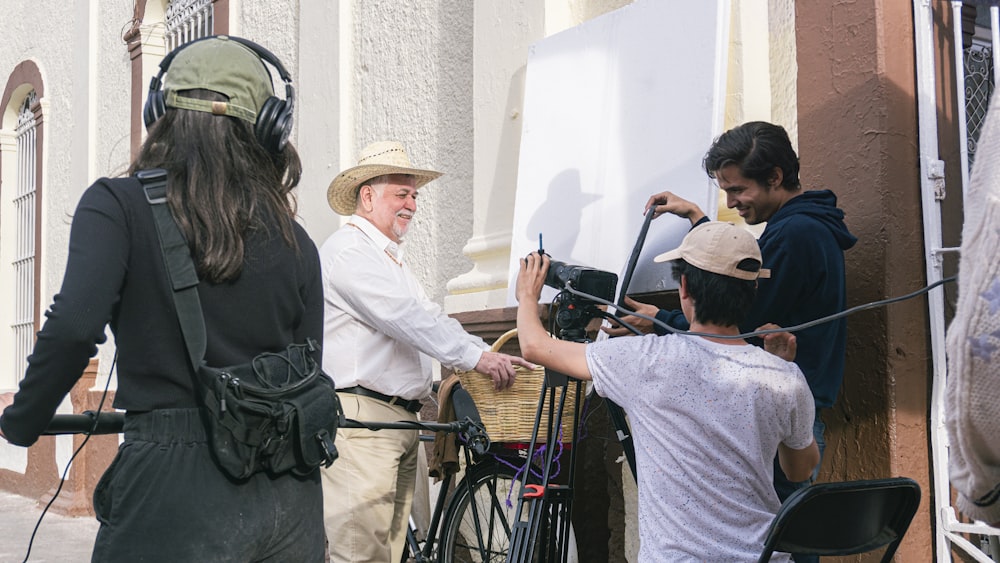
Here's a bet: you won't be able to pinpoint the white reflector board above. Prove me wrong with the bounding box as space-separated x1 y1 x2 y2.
508 0 730 305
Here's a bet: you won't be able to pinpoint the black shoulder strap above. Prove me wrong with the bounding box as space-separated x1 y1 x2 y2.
137 168 206 372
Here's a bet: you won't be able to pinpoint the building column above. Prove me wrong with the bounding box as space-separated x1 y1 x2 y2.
444 2 545 313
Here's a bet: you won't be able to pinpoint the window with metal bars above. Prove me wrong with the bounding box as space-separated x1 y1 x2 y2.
961 2 1000 170
965 38 995 168
165 0 214 50
12 90 38 381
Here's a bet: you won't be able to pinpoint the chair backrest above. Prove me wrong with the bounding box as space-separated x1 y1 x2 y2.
757 477 921 563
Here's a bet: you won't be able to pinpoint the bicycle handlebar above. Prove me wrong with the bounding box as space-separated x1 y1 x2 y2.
339 417 491 455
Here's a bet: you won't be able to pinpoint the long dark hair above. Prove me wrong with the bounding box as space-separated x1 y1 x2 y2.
129 89 303 283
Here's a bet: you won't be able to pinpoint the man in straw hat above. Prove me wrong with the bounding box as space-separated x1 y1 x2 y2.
319 140 534 562
515 221 819 562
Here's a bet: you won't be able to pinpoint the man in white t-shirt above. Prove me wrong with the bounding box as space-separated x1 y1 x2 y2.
515 221 819 561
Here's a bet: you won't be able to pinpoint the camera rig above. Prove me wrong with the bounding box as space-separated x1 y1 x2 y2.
543 258 618 341
506 254 618 563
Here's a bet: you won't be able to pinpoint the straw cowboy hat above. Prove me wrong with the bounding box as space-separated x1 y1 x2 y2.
327 140 443 215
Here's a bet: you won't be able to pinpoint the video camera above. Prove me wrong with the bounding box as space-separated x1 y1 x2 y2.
543 260 618 304
539 255 618 339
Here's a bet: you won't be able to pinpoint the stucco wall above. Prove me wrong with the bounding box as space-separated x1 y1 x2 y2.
0 1 131 391
295 3 342 244
796 1 933 559
0 2 79 341
0 0 132 485
334 1 476 304
96 1 135 180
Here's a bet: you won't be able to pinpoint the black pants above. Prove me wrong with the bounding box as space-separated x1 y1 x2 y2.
91 408 324 563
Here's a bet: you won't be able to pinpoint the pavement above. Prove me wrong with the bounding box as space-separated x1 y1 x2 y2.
0 491 97 563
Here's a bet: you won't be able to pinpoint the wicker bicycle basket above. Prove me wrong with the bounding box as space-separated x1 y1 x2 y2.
457 329 578 444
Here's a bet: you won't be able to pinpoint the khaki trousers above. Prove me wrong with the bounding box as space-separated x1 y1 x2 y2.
322 393 419 563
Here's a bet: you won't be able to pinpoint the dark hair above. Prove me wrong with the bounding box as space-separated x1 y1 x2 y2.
129 89 302 283
703 121 800 191
670 259 756 327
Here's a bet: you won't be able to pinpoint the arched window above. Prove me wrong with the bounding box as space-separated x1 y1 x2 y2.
11 90 39 380
0 67 44 385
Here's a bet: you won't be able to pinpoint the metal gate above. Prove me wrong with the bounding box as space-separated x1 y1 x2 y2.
914 1 1000 561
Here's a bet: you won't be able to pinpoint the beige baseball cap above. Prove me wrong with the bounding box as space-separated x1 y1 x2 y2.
654 221 770 280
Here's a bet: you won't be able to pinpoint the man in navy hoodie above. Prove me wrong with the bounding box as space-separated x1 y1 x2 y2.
607 122 857 559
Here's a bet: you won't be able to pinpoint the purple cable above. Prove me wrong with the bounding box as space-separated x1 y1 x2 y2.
494 427 568 508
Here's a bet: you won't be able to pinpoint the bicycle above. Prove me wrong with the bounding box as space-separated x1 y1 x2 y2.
401 382 577 563
404 436 537 563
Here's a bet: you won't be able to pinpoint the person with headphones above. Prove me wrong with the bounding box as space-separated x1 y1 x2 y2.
0 36 324 561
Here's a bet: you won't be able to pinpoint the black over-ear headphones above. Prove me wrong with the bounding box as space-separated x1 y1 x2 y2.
143 35 295 153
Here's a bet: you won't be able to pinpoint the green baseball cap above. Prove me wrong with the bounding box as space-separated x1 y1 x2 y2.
163 36 273 124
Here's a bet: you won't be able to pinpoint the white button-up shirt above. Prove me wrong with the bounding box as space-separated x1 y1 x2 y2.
319 215 486 400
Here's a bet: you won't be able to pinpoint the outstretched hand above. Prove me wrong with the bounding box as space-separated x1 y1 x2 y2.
758 323 797 362
474 351 534 391
644 190 707 225
601 296 659 337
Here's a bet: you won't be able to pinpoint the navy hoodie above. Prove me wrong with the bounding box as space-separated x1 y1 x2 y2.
655 189 857 408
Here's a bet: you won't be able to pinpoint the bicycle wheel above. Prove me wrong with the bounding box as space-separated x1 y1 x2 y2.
438 458 577 563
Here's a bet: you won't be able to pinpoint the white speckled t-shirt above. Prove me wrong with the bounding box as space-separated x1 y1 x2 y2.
586 332 814 562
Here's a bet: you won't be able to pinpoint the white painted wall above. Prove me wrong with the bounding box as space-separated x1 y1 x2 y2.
445 1 546 311
0 0 131 394
296 2 343 244
336 1 476 305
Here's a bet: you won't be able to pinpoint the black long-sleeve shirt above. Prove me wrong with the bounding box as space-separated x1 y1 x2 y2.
1 176 323 446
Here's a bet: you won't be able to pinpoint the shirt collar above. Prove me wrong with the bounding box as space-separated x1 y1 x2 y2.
347 215 406 261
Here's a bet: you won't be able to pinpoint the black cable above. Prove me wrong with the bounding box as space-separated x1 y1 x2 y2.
563 275 957 340
22 352 117 563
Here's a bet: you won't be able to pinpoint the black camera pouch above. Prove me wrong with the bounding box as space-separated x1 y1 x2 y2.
138 169 341 480
196 340 341 479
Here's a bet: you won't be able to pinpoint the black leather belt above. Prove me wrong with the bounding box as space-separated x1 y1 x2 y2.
338 386 423 413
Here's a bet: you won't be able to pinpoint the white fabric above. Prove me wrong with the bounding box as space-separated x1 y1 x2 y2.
946 88 1000 525
586 333 814 562
319 215 486 399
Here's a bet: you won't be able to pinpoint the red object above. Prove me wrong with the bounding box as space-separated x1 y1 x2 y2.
523 484 545 498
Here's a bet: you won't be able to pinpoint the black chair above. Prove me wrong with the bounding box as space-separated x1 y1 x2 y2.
757 477 921 562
